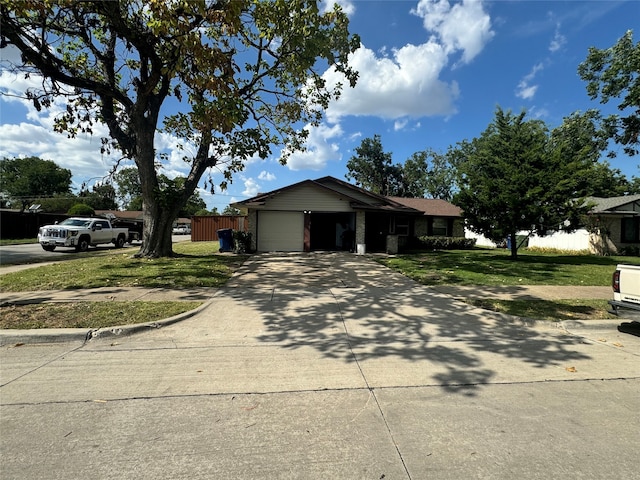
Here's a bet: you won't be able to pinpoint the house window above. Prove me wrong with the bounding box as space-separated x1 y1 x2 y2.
621 217 640 243
432 218 448 236
389 216 409 236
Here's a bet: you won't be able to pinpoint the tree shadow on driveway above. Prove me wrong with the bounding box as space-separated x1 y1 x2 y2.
225 253 595 396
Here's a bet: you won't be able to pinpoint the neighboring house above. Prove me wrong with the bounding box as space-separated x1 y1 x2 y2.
232 176 462 253
470 195 640 255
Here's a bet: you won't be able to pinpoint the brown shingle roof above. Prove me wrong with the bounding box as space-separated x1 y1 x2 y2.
386 197 462 217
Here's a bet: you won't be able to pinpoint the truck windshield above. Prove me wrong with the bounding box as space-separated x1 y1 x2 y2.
59 219 92 227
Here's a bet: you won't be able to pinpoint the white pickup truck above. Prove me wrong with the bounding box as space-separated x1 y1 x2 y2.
38 217 132 252
608 264 640 317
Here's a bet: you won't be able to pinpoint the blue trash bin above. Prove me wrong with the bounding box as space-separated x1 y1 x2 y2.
217 228 233 252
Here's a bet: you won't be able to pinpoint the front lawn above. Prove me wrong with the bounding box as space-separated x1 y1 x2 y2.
377 248 637 287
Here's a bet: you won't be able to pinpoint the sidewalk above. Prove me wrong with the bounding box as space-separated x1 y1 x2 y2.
0 284 613 305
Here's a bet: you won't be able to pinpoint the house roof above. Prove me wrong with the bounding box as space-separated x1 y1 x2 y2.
233 176 421 214
585 194 640 214
386 197 462 217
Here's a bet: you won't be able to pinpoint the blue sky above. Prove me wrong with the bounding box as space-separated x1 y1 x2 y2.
0 0 638 211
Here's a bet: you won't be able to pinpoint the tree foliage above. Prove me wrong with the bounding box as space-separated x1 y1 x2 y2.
578 30 640 157
0 156 72 211
346 135 402 195
454 108 595 259
346 137 456 198
1 0 359 257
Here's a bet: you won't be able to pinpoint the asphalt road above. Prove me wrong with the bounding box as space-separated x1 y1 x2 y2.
0 235 190 266
1 253 639 479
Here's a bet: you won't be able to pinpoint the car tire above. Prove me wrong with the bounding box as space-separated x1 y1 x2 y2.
115 235 126 248
76 237 90 252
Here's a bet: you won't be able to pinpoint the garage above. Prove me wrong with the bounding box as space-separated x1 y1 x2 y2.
257 211 304 252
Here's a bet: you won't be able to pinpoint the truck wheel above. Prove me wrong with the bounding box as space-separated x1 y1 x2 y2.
76 237 90 252
42 245 55 252
115 235 126 248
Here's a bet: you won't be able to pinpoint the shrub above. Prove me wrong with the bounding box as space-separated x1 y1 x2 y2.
233 230 253 254
416 236 476 250
67 203 95 216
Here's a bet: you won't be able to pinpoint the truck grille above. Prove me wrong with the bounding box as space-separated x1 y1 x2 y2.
45 228 67 238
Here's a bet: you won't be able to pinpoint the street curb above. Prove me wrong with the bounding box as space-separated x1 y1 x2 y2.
0 299 214 346
560 319 626 331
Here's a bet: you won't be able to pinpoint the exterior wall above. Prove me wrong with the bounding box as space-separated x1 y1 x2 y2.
259 184 354 212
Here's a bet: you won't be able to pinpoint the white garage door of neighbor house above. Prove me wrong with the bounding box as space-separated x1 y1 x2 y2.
257 211 304 252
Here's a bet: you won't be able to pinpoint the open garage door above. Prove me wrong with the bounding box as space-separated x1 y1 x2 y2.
257 211 304 252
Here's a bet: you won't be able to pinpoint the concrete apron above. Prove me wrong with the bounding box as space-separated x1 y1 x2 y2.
3 252 637 405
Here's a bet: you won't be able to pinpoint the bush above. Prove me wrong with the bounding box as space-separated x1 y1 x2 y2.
233 230 252 254
416 236 476 250
67 203 95 216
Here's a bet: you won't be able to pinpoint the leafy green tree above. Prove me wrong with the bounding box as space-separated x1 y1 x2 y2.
402 151 429 197
67 203 95 216
222 205 242 216
346 135 404 195
79 183 118 210
36 194 78 214
578 30 640 157
0 157 72 212
2 1 359 257
454 107 592 259
112 167 141 210
194 207 218 216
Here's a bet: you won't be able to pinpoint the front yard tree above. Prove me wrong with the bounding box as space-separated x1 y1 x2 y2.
1 1 359 257
0 156 72 212
454 107 592 259
578 30 640 157
346 135 404 196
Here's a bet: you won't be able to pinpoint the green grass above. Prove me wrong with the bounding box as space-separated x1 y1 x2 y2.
0 301 203 329
0 238 37 246
0 241 248 292
378 248 638 287
465 298 615 321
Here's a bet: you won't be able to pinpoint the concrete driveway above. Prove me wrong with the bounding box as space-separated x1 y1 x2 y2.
2 252 639 479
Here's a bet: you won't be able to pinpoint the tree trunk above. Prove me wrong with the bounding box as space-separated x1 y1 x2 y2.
135 202 176 258
509 232 518 259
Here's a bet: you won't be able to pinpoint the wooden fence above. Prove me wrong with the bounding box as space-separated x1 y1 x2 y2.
191 215 248 242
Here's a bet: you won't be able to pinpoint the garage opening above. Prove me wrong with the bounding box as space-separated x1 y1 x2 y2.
309 213 355 251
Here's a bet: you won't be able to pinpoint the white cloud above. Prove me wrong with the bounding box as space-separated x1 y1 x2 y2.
242 177 261 197
323 42 459 122
258 171 276 181
285 123 344 171
549 25 566 52
411 0 494 64
394 119 408 131
321 0 355 17
515 63 544 100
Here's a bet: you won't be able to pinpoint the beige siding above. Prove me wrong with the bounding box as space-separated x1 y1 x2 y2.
257 211 304 251
260 184 354 212
317 183 381 205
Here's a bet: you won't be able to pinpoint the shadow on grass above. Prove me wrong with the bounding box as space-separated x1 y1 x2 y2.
379 249 636 286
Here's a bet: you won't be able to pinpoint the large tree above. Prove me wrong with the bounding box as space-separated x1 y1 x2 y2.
1 1 359 257
0 156 72 212
578 30 640 157
346 135 403 196
454 108 593 259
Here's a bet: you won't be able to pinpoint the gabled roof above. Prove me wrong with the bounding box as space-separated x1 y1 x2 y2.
387 197 462 217
585 194 640 214
233 176 421 213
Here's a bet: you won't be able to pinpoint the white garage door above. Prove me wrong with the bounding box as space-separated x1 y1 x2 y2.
257 211 304 252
